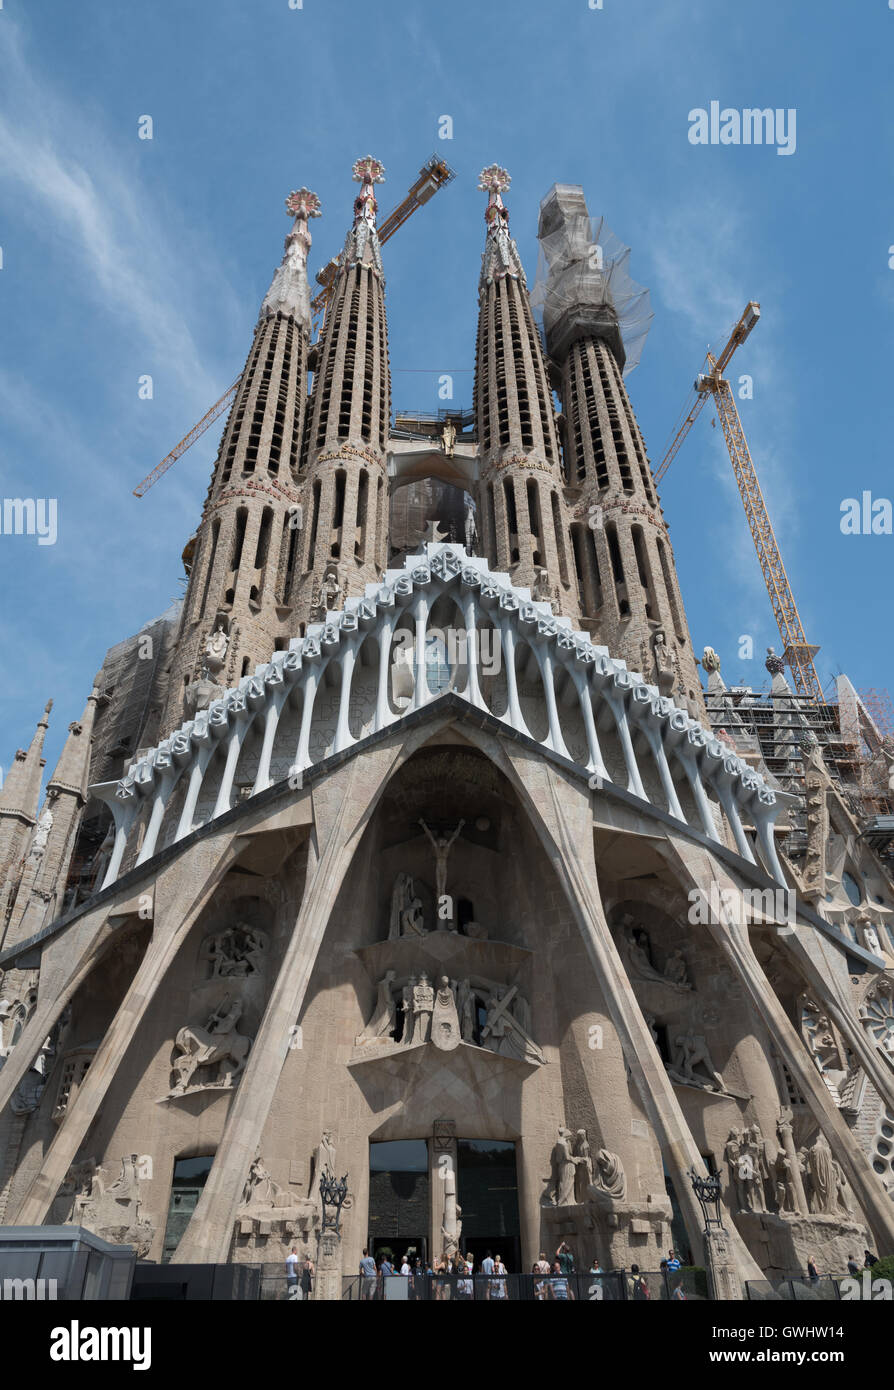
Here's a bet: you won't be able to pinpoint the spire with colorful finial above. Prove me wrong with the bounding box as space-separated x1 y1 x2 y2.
259 185 322 328
345 156 386 274
478 164 525 289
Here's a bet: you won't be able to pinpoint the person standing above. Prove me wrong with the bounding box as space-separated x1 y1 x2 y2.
549 1259 574 1300
847 1254 860 1277
864 1249 879 1268
480 1248 495 1301
491 1253 508 1301
666 1248 681 1273
359 1247 377 1300
556 1241 575 1277
300 1255 314 1301
807 1255 819 1284
285 1247 299 1299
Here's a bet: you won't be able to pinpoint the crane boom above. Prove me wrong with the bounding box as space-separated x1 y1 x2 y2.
655 300 823 701
310 154 454 326
132 378 240 497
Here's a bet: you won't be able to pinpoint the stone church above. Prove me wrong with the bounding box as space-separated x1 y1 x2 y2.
1 159 892 1295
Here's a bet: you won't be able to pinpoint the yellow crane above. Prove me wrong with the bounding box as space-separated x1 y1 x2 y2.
133 155 455 498
656 301 823 702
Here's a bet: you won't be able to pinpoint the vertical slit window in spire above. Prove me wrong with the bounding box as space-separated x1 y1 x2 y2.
356 470 369 561
376 476 385 564
230 508 248 572
581 343 607 488
571 523 587 611
378 283 390 453
245 320 279 474
316 276 347 448
523 297 555 463
506 286 532 448
475 298 491 451
486 483 497 561
198 519 220 620
526 479 542 565
307 478 321 566
254 506 274 571
222 337 262 485
503 478 519 564
612 354 656 502
550 492 569 587
657 538 685 640
361 274 374 443
494 286 510 448
282 514 300 601
631 525 656 620
338 267 362 440
605 521 629 614
331 468 346 558
597 344 632 492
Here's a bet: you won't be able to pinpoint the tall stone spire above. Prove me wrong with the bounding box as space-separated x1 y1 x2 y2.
2 688 99 950
0 700 51 895
161 186 321 734
291 157 392 624
473 166 576 613
536 183 703 711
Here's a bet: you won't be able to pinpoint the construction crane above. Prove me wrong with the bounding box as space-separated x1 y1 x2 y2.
133 155 455 498
309 154 455 330
655 301 823 703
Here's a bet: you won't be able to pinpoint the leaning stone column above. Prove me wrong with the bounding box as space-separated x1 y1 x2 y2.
474 741 765 1287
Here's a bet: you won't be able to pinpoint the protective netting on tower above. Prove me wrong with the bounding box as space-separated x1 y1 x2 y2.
531 191 653 375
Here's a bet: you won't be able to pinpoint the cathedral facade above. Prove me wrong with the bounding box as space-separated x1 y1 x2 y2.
1 160 893 1296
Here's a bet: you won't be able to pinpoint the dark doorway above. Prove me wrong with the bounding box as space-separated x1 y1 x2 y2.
368 1139 429 1264
456 1139 521 1273
162 1155 214 1263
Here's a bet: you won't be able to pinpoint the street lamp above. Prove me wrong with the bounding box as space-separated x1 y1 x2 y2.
687 1167 725 1231
319 1173 349 1236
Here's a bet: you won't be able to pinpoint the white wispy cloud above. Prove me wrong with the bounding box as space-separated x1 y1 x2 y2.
0 19 239 407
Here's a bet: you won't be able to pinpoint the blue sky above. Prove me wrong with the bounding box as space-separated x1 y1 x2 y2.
1 0 892 784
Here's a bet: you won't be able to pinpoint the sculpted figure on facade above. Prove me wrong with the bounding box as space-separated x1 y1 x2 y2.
807 1133 842 1215
456 977 476 1041
619 917 667 986
357 969 397 1043
431 975 461 1051
27 805 54 862
202 924 268 979
547 1125 580 1206
670 1029 725 1092
388 872 426 939
593 1148 627 1201
481 985 544 1065
663 948 691 989
725 1129 747 1210
68 1155 155 1258
312 1130 337 1196
572 1129 593 1203
441 1163 462 1258
412 972 434 1043
203 620 229 674
169 997 252 1096
419 818 464 921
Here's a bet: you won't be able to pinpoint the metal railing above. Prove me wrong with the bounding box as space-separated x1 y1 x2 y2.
745 1274 844 1301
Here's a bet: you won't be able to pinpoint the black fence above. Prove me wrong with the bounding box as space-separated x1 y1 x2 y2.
744 1275 845 1302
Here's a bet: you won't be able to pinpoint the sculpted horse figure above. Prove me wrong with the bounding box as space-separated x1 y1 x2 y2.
170 998 251 1095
